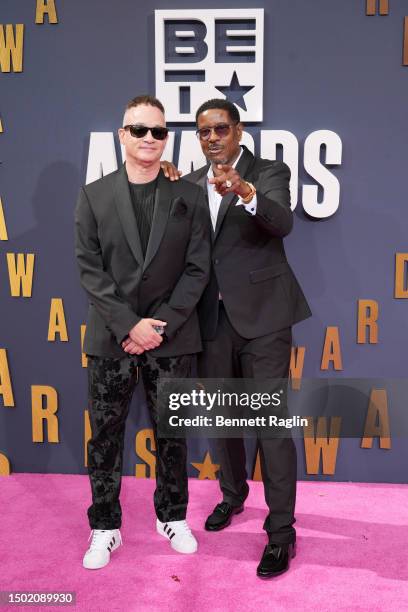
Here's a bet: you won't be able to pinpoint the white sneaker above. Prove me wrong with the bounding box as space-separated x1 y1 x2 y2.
83 529 122 569
156 519 198 554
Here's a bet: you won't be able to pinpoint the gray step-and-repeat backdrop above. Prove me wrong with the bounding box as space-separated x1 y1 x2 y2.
1 0 407 482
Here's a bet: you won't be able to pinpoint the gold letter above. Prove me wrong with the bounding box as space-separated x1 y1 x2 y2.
395 253 408 298
135 429 156 478
80 325 88 368
303 417 341 475
366 0 389 15
289 346 305 390
0 197 8 240
361 389 391 449
357 299 379 344
35 0 58 24
0 348 14 407
0 25 24 72
252 449 262 481
31 385 59 443
0 453 10 476
321 326 343 370
48 298 68 341
6 253 35 297
366 0 376 16
84 410 91 467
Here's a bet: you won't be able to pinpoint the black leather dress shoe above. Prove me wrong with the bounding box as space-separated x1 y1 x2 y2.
204 501 244 531
256 542 296 578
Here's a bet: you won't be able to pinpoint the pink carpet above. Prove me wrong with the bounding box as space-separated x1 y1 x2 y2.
1 475 407 611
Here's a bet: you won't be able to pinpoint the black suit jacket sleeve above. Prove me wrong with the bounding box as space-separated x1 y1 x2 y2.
153 188 211 340
251 162 293 238
75 186 141 344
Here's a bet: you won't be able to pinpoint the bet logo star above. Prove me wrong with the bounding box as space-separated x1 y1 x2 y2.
215 71 254 111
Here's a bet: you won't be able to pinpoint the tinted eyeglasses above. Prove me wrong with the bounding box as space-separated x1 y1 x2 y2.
196 122 238 141
123 124 169 140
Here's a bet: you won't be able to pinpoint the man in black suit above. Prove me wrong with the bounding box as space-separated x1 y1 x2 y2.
75 95 210 569
184 99 311 578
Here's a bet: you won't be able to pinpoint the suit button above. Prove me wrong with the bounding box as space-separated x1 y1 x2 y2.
214 259 219 265
142 275 148 281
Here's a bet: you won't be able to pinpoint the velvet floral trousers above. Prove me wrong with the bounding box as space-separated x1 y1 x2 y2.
86 353 192 529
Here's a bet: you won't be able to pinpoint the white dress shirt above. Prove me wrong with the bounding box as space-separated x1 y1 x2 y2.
206 148 257 231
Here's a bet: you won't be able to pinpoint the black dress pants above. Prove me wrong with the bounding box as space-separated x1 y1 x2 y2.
197 303 297 544
86 352 192 529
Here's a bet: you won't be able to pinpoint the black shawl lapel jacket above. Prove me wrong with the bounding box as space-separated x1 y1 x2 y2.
75 165 211 357
185 146 311 340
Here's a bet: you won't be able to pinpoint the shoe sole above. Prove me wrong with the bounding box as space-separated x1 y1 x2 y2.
82 542 121 570
156 525 197 554
83 558 110 570
205 506 244 531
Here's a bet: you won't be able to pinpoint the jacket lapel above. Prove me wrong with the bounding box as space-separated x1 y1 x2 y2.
195 165 210 195
214 191 236 241
194 165 215 242
213 146 255 242
143 170 172 271
114 164 144 267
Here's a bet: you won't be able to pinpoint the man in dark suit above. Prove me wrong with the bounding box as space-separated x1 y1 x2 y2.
75 95 210 569
184 99 311 578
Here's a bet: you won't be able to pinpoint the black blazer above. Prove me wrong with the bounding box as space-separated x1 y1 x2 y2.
185 146 311 340
75 165 211 358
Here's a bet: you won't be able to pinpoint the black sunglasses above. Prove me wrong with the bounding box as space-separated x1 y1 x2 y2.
196 122 238 141
123 124 169 140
